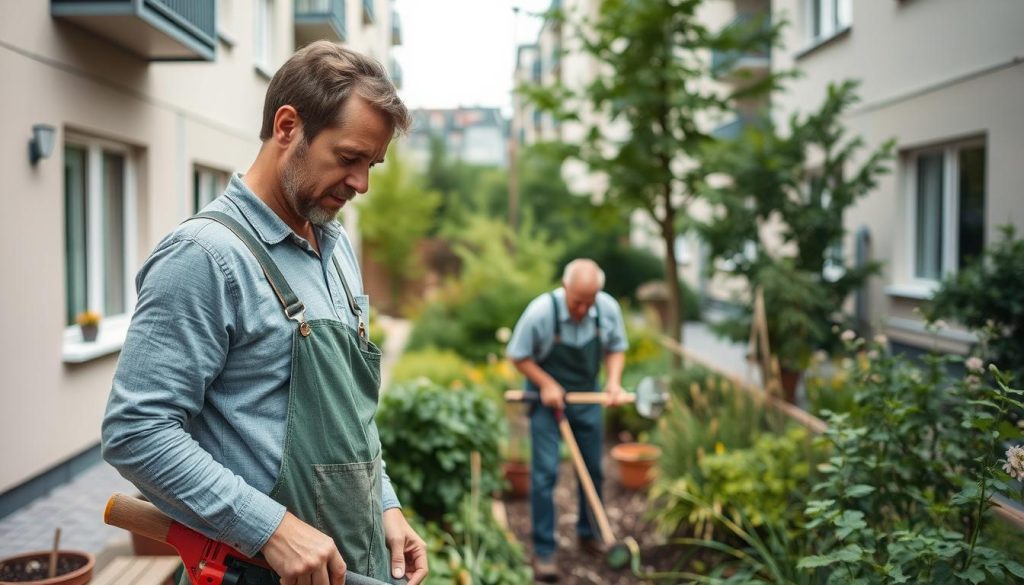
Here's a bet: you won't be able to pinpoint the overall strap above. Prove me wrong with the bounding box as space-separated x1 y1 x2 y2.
593 297 603 353
549 292 561 343
190 211 308 333
332 256 367 340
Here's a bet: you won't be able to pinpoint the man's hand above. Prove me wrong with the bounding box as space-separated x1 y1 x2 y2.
604 381 626 407
539 380 566 409
383 508 428 585
262 511 347 585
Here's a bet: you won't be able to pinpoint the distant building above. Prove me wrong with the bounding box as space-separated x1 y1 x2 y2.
0 0 401 514
405 107 509 169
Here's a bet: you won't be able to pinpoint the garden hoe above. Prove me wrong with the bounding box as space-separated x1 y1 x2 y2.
103 493 398 585
504 376 668 570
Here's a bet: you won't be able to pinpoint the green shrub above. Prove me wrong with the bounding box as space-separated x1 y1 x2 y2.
654 365 785 482
407 216 558 362
654 426 822 538
926 225 1024 381
413 496 533 585
377 381 504 519
391 347 472 389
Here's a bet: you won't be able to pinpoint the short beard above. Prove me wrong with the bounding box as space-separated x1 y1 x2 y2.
281 141 345 226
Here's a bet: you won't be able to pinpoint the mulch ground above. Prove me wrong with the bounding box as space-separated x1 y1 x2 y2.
502 447 691 584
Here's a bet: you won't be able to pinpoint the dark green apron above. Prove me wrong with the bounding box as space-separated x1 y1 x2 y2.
179 212 391 584
526 293 603 399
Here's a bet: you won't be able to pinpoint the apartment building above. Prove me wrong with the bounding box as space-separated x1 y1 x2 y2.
405 107 509 170
515 0 1024 355
771 0 1024 353
0 0 401 515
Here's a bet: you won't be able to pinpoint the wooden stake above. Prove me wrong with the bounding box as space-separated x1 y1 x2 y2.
48 527 61 579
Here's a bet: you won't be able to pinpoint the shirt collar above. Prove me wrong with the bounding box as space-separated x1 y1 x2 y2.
223 173 343 253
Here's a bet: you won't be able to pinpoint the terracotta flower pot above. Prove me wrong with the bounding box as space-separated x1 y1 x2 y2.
610 442 661 490
502 461 530 498
0 550 94 585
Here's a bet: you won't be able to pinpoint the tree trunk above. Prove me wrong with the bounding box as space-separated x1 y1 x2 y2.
659 205 683 369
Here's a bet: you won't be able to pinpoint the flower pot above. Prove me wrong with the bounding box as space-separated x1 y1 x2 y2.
79 325 98 343
502 461 530 498
610 442 661 490
0 550 94 584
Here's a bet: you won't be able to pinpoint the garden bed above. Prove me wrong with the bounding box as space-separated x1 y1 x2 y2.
503 447 690 584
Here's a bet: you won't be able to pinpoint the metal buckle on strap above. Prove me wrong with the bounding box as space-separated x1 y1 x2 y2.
286 303 311 337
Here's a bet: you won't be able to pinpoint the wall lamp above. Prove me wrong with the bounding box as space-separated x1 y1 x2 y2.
29 124 56 165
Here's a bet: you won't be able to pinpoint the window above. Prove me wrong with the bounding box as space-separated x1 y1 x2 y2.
909 140 986 282
809 0 851 42
64 135 137 326
193 166 230 212
254 0 273 73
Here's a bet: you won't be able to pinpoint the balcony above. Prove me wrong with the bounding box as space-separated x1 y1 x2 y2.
362 0 375 25
295 0 346 46
51 0 216 61
391 10 401 45
710 13 771 82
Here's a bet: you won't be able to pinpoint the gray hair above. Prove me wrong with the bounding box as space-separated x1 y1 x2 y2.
562 259 605 290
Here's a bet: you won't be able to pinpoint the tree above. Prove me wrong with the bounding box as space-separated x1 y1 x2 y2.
699 81 895 385
521 0 780 347
360 149 442 310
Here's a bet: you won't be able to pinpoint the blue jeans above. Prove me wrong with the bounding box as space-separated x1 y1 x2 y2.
529 403 604 559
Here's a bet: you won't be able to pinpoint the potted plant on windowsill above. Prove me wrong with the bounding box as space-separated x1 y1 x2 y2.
75 311 101 343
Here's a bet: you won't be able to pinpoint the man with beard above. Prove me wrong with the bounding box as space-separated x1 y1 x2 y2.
102 42 427 585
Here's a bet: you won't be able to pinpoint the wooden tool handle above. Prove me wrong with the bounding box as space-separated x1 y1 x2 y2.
504 390 635 404
558 419 616 545
104 492 174 545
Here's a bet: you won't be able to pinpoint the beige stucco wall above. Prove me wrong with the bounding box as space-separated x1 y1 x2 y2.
771 0 1024 349
0 1 396 494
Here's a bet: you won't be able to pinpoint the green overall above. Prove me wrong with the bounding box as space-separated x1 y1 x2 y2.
180 212 391 584
526 293 604 559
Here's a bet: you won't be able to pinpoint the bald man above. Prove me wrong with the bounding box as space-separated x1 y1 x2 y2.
505 259 628 581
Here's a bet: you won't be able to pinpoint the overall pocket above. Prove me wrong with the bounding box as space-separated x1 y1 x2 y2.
312 458 384 578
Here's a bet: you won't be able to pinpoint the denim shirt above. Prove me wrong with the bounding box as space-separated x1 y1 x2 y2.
102 174 399 557
505 288 629 362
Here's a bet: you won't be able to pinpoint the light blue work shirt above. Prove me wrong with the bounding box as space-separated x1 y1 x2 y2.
102 174 399 557
506 288 628 363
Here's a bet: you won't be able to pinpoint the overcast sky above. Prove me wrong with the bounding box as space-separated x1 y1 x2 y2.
392 0 552 116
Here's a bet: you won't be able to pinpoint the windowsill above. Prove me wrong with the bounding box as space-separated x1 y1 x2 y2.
62 314 131 364
885 281 939 300
794 26 851 61
887 316 978 346
254 64 274 81
218 30 236 49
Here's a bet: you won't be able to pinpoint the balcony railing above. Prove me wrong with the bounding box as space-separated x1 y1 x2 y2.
295 0 346 46
51 0 216 61
710 13 771 80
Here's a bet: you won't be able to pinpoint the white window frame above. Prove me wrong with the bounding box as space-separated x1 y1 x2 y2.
62 133 138 362
194 165 230 212
807 0 852 44
254 0 273 76
896 138 986 298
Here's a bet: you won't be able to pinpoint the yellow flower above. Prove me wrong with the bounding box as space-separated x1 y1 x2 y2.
714 442 726 455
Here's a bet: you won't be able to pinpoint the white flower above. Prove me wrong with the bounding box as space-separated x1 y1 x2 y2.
867 350 879 360
841 329 857 343
933 320 948 330
495 327 512 343
874 334 888 346
813 350 829 363
1003 445 1024 482
965 357 984 373
965 375 981 389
